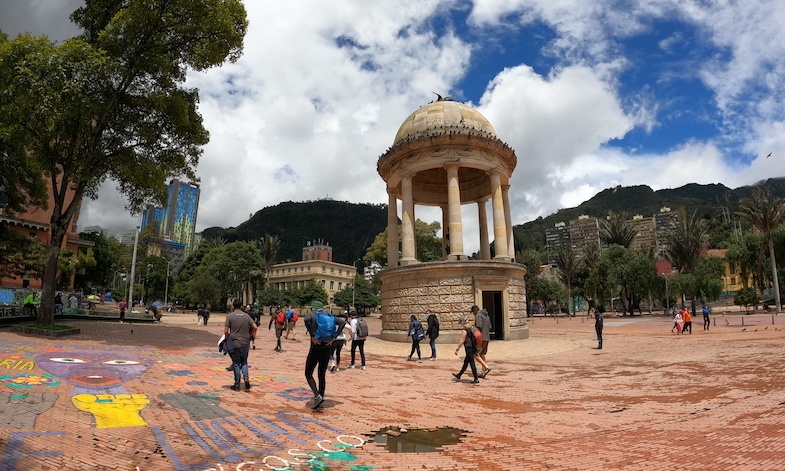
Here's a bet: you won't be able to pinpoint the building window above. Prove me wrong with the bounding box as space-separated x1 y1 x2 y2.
330 281 334 290
338 282 342 290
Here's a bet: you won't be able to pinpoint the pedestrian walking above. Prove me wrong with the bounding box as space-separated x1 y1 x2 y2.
328 314 352 372
673 310 684 335
452 316 480 385
349 312 369 369
118 299 128 323
285 306 299 339
426 310 440 360
595 306 604 349
224 299 257 391
682 306 692 334
473 306 492 377
406 315 425 362
702 304 710 331
54 293 63 317
304 300 345 410
268 305 286 352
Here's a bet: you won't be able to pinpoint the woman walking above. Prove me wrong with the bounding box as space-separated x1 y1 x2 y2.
406 315 425 363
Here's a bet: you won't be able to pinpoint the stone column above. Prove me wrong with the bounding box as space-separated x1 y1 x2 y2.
441 205 449 260
478 199 491 260
502 184 515 261
445 163 465 260
387 187 399 267
400 174 417 264
489 171 509 260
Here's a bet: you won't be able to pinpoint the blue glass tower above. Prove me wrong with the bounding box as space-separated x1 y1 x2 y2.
141 179 200 256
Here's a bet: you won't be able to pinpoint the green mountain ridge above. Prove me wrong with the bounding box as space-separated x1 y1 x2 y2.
201 178 785 261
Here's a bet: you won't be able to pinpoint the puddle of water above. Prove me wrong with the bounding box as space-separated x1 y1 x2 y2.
371 426 467 453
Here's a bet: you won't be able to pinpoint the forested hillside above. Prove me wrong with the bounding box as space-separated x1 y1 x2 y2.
513 177 785 251
200 178 785 261
201 200 388 264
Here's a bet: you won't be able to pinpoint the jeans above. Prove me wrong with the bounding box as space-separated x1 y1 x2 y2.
351 339 366 366
457 345 478 380
228 346 250 385
429 337 437 358
330 339 345 367
409 339 421 359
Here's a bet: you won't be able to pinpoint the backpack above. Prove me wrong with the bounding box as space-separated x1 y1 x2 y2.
355 317 369 339
275 310 285 325
314 312 336 342
469 326 483 349
702 306 709 315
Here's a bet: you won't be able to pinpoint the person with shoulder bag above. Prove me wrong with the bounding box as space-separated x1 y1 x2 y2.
406 314 425 363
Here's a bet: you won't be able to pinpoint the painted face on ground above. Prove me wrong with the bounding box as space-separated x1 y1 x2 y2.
34 351 153 390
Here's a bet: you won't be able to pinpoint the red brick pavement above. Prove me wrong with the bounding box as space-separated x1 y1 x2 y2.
0 312 784 470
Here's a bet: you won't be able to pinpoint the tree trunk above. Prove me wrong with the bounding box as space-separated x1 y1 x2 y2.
769 238 781 314
36 218 69 326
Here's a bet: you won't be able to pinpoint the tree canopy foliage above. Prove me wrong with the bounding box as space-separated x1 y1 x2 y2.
0 0 247 325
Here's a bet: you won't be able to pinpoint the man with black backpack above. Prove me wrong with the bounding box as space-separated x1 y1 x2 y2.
348 311 369 370
303 300 345 410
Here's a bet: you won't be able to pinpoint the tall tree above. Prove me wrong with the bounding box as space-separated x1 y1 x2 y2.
0 1 247 326
258 234 281 285
738 187 785 313
553 244 583 316
600 211 637 248
663 207 710 311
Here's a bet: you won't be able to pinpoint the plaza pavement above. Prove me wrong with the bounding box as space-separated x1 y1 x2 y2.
1 309 784 470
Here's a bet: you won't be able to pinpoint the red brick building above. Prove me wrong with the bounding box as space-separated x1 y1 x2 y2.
0 179 93 289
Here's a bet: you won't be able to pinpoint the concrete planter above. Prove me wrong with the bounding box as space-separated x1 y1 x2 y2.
12 324 81 337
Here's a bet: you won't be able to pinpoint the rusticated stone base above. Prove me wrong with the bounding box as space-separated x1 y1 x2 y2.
380 260 528 342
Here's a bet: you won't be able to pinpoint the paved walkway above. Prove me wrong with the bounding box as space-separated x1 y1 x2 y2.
1 311 784 470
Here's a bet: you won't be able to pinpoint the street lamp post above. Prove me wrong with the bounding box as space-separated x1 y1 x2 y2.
351 259 361 312
663 272 669 314
162 257 171 307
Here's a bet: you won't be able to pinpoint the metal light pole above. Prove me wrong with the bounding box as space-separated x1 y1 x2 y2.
162 257 171 307
128 225 140 309
352 259 361 312
663 272 669 314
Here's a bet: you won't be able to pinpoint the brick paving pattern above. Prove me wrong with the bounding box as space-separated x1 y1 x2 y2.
0 310 784 470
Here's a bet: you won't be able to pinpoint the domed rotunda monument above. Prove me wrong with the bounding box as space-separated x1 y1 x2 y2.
377 97 528 342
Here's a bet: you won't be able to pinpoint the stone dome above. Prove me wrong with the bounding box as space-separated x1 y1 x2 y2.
393 100 497 145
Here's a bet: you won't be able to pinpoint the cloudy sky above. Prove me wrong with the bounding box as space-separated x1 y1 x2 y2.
2 1 784 253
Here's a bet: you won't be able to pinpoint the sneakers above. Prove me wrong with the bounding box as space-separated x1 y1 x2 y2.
311 395 324 410
406 356 412 361
348 365 356 369
329 365 337 373
361 365 366 370
417 359 422 363
429 357 437 361
225 366 233 371
452 373 461 381
470 380 480 385
245 380 251 390
230 383 241 391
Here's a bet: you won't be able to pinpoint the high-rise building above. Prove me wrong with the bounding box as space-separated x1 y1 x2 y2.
545 222 570 264
569 215 601 256
141 179 200 256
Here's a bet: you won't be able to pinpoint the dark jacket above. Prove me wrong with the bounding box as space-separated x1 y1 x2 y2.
426 314 440 339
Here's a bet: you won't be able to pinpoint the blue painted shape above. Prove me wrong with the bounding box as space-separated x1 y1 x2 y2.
0 431 65 471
